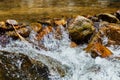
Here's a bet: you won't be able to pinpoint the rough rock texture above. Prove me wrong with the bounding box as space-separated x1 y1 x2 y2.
0 50 49 80
68 16 95 44
30 23 42 33
97 13 120 23
85 42 112 58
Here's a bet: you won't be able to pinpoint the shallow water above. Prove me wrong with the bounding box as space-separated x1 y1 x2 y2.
0 0 120 22
1 26 120 80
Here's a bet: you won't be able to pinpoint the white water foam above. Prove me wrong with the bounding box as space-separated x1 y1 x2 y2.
1 26 120 80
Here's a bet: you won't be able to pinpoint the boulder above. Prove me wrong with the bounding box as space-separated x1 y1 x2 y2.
67 16 95 44
97 13 120 23
0 50 49 80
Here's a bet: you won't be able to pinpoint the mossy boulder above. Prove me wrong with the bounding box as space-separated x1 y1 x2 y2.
68 16 95 44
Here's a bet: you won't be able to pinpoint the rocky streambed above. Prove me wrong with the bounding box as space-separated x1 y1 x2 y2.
0 10 120 80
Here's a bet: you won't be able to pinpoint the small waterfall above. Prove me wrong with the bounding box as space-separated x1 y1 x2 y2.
1 25 120 80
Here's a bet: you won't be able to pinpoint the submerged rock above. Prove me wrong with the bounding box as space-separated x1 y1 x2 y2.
97 13 120 23
0 50 49 80
68 16 95 44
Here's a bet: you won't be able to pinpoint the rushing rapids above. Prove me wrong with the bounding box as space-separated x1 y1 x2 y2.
1 25 120 80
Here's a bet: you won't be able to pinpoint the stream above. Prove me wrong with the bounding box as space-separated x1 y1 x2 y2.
1 26 120 80
0 0 120 80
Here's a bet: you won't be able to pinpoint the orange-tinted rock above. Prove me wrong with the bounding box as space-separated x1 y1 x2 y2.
85 42 112 58
30 23 42 32
54 18 66 26
36 26 52 40
70 42 78 48
0 21 7 29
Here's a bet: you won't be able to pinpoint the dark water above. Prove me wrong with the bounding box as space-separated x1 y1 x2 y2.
0 0 120 22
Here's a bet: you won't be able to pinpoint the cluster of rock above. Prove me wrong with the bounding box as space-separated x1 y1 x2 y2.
0 10 120 79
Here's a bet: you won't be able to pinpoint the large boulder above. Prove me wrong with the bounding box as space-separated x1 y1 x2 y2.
67 16 95 44
0 50 49 80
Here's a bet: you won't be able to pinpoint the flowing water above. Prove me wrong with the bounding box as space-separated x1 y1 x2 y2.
1 26 120 80
1 0 120 80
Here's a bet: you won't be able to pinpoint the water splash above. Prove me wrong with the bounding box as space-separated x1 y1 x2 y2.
1 25 120 80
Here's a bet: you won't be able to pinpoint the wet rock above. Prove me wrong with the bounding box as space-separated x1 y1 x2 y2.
0 21 7 30
6 27 30 39
97 13 120 23
85 42 112 58
38 18 52 26
67 16 95 44
115 10 120 20
103 23 120 45
70 42 78 48
54 18 67 26
6 19 18 26
36 54 67 77
5 19 18 30
30 23 42 33
0 50 49 80
36 26 53 40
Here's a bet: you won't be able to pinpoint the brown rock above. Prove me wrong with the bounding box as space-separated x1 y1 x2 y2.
70 42 78 48
30 23 42 33
6 27 30 38
85 42 112 58
54 18 67 26
36 26 53 40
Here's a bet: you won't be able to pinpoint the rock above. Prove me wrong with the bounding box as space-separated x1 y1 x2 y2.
36 54 67 77
30 23 42 33
6 27 30 39
36 26 53 40
38 18 52 26
5 19 19 30
0 21 7 30
6 19 18 26
0 50 49 80
54 18 67 26
115 10 120 20
87 22 120 46
67 16 95 44
85 42 112 58
103 23 120 45
97 13 120 23
70 42 78 48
